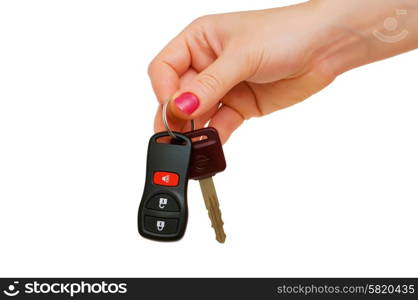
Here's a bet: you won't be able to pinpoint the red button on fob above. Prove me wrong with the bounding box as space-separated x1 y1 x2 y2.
153 171 179 186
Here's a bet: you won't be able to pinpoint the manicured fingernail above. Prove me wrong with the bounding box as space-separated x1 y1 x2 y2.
173 92 199 115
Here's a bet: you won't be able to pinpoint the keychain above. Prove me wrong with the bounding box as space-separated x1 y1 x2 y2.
138 100 227 242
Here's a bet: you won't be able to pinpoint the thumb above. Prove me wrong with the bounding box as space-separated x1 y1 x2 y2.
169 51 251 120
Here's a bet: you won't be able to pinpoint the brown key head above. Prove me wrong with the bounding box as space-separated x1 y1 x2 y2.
181 127 226 180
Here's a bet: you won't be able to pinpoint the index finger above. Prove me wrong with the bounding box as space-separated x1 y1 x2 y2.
148 34 191 104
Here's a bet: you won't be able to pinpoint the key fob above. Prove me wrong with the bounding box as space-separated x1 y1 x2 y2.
138 132 192 241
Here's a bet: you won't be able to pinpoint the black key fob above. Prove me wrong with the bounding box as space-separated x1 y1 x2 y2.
138 132 192 241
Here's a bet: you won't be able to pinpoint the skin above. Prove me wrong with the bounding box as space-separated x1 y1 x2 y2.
148 0 418 144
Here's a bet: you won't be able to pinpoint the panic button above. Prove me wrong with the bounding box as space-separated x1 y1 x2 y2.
153 171 179 186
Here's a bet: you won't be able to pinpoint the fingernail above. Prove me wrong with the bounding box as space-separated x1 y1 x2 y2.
173 92 199 115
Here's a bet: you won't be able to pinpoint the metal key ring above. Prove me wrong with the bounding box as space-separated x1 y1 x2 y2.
162 99 194 139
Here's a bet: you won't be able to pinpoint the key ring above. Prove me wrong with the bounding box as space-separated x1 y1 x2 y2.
162 99 194 139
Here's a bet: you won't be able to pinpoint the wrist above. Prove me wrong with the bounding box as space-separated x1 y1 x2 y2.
311 0 418 75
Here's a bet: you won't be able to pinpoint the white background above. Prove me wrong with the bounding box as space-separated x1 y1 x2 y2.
0 0 417 277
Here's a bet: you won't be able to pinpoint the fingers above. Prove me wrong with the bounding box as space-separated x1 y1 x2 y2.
149 15 252 137
208 64 336 143
150 22 220 133
148 18 219 105
148 35 191 104
154 101 218 133
208 104 244 144
169 50 253 120
208 82 257 143
154 67 219 134
248 64 336 115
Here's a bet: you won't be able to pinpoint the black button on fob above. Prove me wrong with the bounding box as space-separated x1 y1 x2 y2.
138 132 192 241
146 193 180 212
144 216 178 234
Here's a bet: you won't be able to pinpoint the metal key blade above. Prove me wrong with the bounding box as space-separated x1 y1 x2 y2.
199 177 226 243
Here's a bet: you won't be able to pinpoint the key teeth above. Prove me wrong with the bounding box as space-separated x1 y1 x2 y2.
206 211 226 243
199 177 226 243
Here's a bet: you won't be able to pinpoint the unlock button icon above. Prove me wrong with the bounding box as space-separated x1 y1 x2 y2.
159 197 168 209
156 220 165 231
144 216 179 235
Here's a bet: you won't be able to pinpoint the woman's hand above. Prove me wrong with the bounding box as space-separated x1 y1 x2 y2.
148 0 418 143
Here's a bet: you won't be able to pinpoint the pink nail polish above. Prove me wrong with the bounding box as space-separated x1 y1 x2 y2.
174 92 199 115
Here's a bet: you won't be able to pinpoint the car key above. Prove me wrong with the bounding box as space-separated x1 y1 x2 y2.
138 131 192 241
181 127 227 243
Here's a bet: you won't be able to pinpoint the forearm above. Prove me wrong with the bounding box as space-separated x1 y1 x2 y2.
312 0 418 75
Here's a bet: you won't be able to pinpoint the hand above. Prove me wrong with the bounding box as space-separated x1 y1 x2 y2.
148 0 418 143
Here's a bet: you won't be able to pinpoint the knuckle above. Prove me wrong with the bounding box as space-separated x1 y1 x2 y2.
188 14 217 31
197 72 222 95
190 15 211 26
147 59 157 77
